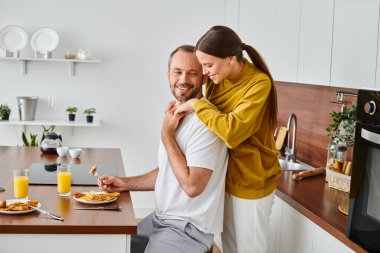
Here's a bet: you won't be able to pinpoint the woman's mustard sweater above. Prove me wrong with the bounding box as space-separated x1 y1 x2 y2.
194 59 281 199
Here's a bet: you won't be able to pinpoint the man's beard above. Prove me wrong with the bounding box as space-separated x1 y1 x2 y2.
170 83 201 103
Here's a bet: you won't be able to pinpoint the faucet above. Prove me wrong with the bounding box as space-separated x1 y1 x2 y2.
285 113 297 162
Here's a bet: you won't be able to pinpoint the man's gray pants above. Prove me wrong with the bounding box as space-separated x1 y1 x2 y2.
131 212 214 253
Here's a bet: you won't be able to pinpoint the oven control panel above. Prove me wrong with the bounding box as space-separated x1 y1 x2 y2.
357 90 380 124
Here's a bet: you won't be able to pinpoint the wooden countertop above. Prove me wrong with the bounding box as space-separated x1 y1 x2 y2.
276 171 366 253
0 146 137 234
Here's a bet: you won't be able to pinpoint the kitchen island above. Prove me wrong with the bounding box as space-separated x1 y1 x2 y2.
0 146 137 253
272 171 366 253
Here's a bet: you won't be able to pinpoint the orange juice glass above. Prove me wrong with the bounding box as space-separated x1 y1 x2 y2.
57 165 72 197
13 168 29 199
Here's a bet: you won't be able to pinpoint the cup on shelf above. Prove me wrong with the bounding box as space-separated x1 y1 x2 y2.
13 168 29 199
69 148 82 159
64 48 76 59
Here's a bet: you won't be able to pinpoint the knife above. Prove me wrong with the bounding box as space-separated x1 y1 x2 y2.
28 205 64 221
74 206 122 211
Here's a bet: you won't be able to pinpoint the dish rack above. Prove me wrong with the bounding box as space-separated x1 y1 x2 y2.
325 167 351 193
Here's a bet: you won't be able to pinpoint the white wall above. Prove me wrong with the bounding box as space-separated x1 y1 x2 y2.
0 0 227 215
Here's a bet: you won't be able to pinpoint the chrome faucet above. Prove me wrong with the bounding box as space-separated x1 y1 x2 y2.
285 113 297 162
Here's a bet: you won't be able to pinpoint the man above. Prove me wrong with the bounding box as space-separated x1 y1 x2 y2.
98 45 228 253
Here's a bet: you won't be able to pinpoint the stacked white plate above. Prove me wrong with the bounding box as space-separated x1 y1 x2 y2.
30 27 59 54
0 25 28 53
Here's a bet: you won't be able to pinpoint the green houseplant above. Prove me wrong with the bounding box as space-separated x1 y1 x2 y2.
326 102 357 147
0 104 11 121
83 108 96 123
66 106 78 122
22 125 55 147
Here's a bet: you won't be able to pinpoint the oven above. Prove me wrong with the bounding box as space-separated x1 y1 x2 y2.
347 89 380 252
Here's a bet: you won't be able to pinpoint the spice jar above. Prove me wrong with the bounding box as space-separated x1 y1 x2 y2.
326 143 337 169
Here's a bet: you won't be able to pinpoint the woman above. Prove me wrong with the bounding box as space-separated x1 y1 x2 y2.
174 26 282 253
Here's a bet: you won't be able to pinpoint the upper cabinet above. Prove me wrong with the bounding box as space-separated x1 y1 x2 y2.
239 0 380 89
331 0 380 89
298 0 334 86
239 0 301 82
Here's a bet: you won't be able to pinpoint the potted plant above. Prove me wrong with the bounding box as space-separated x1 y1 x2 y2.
325 102 357 180
0 104 11 121
326 102 357 147
66 106 78 122
83 107 96 123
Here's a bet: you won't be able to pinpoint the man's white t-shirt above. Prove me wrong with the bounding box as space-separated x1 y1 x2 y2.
155 111 228 234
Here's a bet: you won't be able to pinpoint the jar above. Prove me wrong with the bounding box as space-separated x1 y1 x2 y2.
326 143 336 169
327 144 348 172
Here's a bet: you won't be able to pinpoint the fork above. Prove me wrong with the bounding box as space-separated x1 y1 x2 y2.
91 171 101 182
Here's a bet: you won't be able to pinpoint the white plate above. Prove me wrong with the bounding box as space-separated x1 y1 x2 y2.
30 27 59 54
0 199 41 215
0 25 28 53
72 192 118 205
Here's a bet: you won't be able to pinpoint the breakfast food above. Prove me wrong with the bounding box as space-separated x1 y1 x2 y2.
0 200 39 212
72 192 120 202
89 166 97 175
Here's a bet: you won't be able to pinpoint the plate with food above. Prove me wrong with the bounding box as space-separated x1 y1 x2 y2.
0 199 40 215
72 191 120 204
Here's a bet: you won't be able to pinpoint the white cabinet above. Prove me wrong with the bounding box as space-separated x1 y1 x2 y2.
297 0 334 86
279 201 314 253
239 0 380 88
239 0 277 77
268 196 354 253
331 0 380 89
239 0 301 82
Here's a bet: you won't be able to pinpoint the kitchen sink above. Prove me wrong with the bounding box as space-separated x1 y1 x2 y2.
278 158 314 171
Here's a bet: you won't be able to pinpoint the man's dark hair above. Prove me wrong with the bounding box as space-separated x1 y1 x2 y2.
168 45 196 68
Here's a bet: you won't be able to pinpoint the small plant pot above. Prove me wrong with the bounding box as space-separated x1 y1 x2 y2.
1 113 10 121
68 114 76 122
86 115 94 123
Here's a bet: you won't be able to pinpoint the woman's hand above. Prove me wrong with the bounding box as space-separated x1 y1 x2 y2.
174 98 199 115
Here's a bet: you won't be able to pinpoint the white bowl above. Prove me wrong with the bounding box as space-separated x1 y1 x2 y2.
56 147 69 157
69 148 82 159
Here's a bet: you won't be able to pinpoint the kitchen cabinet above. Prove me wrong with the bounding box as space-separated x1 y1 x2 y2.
0 57 101 76
239 0 301 82
239 0 380 89
330 0 380 89
268 196 354 253
297 0 334 86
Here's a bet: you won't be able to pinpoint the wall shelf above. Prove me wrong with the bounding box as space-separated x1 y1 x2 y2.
0 119 101 135
0 57 102 76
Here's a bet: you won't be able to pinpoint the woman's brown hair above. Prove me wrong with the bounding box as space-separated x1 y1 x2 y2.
196 25 278 129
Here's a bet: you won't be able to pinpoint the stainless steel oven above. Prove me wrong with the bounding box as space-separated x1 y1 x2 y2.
347 89 380 252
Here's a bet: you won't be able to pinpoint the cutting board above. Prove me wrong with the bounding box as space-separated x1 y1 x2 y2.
275 126 287 151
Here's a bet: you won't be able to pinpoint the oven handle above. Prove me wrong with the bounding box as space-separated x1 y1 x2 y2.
361 128 380 145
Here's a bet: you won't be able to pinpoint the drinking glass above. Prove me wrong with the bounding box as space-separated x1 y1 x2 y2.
57 165 72 197
13 168 29 199
47 96 55 120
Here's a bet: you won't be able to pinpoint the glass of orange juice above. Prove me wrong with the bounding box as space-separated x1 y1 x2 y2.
57 165 72 197
13 168 29 199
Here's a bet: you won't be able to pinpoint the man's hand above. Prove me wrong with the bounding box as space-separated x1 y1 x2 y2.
162 104 186 138
98 175 127 192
